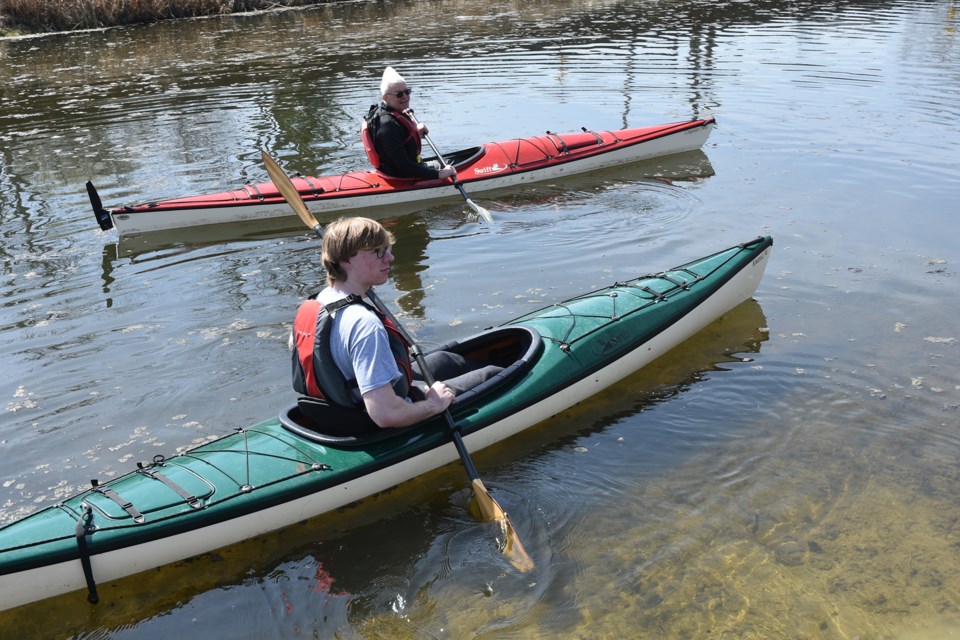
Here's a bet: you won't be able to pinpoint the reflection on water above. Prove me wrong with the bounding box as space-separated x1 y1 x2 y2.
2 0 960 638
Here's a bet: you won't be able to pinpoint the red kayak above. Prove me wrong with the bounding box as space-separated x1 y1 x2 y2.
88 118 715 236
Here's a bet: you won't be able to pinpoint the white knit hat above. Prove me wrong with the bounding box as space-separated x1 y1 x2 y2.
380 66 406 96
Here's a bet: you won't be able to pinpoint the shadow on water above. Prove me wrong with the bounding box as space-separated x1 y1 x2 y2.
0 298 767 639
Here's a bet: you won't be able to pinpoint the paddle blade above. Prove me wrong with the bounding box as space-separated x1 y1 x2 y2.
471 478 535 573
261 149 323 236
470 202 494 224
458 186 494 223
416 123 494 223
86 181 114 231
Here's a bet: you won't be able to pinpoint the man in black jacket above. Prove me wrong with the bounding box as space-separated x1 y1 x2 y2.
365 66 456 180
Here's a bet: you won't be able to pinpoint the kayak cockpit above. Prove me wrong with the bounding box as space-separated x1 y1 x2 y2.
279 326 542 447
438 145 485 169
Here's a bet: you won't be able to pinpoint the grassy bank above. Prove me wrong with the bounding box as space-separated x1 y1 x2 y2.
0 0 338 36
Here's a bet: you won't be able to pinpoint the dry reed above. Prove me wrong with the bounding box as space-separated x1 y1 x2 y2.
0 0 326 34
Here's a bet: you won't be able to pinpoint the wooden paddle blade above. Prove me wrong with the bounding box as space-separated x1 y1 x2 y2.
261 149 323 235
500 512 535 573
471 478 534 573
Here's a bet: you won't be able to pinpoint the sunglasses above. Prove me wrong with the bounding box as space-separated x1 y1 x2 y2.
389 88 413 98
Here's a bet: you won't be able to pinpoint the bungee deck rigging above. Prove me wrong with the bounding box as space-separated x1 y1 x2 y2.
25 425 341 554
508 240 749 353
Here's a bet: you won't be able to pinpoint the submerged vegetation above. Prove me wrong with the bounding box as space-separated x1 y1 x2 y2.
0 0 339 36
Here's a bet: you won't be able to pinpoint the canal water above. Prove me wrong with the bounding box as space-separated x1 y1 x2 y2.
1 0 958 637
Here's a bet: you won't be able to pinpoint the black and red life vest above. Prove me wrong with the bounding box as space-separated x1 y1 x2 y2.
361 103 422 170
292 293 414 408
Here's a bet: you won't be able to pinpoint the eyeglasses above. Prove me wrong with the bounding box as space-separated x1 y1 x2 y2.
373 245 393 259
389 89 413 98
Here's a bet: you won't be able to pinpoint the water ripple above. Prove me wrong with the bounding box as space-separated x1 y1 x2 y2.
2 1 960 637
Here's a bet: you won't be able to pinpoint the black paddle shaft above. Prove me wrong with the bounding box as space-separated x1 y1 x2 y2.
364 290 482 480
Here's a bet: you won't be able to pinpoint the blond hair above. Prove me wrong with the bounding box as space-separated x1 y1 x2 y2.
322 217 395 286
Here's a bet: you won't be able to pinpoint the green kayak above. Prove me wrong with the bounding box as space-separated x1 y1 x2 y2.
0 235 772 612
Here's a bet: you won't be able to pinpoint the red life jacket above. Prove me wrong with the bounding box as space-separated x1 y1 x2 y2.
361 104 421 170
360 117 380 169
292 294 414 408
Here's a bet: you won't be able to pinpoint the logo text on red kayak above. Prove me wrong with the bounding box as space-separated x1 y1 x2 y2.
473 164 508 175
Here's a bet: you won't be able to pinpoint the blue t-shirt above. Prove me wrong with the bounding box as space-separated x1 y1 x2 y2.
317 288 403 398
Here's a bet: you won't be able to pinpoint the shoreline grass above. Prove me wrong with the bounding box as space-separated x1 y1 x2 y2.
0 0 341 36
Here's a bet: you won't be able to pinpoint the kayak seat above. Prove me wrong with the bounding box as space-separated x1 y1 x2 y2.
279 326 543 447
280 399 422 448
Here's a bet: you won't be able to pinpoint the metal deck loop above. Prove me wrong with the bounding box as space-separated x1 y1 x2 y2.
91 479 145 523
137 459 203 509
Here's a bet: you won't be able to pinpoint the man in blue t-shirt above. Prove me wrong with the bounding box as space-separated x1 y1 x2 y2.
292 217 501 429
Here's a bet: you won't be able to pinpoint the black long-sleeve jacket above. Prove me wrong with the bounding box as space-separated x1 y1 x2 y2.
370 104 439 180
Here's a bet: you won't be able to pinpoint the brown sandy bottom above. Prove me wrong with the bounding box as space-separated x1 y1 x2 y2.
564 405 959 639
351 395 960 639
